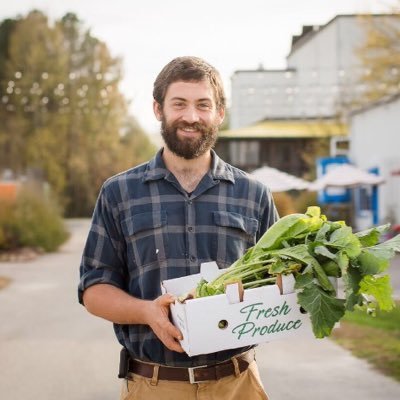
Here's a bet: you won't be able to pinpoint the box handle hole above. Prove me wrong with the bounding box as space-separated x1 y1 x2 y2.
218 319 228 329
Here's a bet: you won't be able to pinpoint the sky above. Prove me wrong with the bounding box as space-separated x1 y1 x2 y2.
0 0 397 135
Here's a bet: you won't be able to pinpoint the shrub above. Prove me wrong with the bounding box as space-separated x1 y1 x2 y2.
0 199 18 249
272 192 297 216
0 187 69 252
272 190 321 217
292 190 319 214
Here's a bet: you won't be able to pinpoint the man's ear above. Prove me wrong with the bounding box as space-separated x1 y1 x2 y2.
153 101 163 121
217 107 225 126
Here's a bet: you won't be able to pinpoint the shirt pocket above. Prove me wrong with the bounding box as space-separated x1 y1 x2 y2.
212 211 259 266
121 211 168 268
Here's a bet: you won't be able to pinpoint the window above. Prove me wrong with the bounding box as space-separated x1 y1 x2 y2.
229 141 260 167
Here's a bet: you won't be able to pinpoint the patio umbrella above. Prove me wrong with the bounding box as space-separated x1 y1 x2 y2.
251 166 310 192
309 164 385 191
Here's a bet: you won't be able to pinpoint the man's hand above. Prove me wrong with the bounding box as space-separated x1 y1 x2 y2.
146 293 185 353
83 285 184 353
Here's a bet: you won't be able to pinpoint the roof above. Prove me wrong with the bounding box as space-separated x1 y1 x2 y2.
288 14 397 58
219 119 348 139
349 92 400 117
233 67 296 75
309 164 385 190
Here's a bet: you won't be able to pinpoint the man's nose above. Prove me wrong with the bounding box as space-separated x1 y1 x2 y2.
181 106 200 123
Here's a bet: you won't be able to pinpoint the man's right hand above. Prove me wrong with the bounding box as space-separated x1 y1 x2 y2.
146 293 185 353
83 284 185 353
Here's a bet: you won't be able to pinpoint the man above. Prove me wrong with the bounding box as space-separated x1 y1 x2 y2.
79 56 278 400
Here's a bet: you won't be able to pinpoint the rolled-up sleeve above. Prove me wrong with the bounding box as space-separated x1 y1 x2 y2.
78 183 127 305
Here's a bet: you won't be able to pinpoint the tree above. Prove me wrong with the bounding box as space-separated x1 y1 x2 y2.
0 10 155 216
356 9 400 104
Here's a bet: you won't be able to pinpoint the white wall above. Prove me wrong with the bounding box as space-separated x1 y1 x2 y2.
230 15 396 129
230 70 296 129
350 96 400 224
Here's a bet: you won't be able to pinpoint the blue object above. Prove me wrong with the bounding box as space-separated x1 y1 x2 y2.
316 156 351 204
368 167 380 225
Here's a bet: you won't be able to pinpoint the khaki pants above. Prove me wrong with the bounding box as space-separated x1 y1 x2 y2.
120 361 269 400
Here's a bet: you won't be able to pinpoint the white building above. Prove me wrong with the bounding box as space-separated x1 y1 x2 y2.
230 14 397 129
349 94 400 226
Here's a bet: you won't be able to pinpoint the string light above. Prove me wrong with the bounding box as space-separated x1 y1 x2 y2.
0 69 118 114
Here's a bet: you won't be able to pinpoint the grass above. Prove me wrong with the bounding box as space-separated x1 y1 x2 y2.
331 302 400 382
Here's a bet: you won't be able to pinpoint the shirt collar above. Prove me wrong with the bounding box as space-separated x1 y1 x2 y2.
143 148 235 184
210 150 235 183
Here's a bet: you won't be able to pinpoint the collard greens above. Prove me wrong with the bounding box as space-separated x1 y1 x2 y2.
193 206 400 338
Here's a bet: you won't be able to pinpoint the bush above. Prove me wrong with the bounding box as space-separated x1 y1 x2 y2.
272 192 297 216
0 188 69 252
272 191 320 217
292 191 319 214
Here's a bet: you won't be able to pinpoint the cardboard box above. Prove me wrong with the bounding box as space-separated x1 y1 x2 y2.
162 262 314 356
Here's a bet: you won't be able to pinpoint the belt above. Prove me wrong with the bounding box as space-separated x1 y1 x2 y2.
128 350 254 384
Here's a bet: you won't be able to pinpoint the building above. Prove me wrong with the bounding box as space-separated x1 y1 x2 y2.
215 118 347 175
230 14 398 129
219 14 399 178
349 94 400 226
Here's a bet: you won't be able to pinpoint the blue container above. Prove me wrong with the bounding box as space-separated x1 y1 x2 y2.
316 156 351 204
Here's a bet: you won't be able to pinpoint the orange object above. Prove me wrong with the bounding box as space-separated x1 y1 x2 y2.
0 182 19 202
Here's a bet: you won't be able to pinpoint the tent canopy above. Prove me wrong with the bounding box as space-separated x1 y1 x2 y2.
251 166 310 192
309 164 385 191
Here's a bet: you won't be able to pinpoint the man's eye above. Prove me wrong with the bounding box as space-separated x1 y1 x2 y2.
198 103 211 109
173 102 185 108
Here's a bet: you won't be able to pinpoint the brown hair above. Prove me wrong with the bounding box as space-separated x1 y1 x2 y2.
153 56 226 110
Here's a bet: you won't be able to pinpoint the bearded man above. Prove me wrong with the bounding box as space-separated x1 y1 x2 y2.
78 56 278 400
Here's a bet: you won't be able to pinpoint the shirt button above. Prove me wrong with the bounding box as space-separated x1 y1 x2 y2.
188 226 193 232
189 255 196 262
188 199 193 205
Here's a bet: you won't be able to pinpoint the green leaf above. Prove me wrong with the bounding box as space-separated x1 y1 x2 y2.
343 264 363 311
382 234 400 252
366 234 400 259
253 213 306 251
297 283 345 338
314 245 337 260
268 259 287 274
287 216 324 239
356 249 389 275
336 251 349 274
321 260 341 277
355 223 390 247
196 278 209 297
305 206 321 218
294 273 314 289
325 226 361 258
271 245 335 292
359 275 395 311
315 222 331 242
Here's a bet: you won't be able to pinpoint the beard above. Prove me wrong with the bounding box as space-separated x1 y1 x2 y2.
160 116 219 160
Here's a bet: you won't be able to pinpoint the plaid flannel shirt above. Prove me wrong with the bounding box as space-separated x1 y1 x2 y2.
78 149 278 367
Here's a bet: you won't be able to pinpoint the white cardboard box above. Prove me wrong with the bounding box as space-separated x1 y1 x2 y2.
162 262 314 356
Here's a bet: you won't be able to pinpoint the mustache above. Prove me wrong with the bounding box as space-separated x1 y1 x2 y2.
173 121 208 134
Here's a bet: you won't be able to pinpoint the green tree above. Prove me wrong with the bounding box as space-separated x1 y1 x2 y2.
356 10 400 104
0 10 155 216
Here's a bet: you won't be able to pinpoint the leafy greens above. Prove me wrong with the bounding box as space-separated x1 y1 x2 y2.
191 206 400 338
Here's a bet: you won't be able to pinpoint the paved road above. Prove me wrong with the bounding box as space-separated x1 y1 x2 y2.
0 219 120 400
0 219 399 399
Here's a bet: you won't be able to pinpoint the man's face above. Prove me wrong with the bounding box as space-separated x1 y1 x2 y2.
154 80 225 160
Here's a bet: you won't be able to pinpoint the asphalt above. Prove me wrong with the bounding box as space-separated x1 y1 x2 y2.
0 219 399 399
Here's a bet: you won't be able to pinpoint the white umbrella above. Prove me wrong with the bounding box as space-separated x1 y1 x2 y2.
251 166 310 192
309 164 385 191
